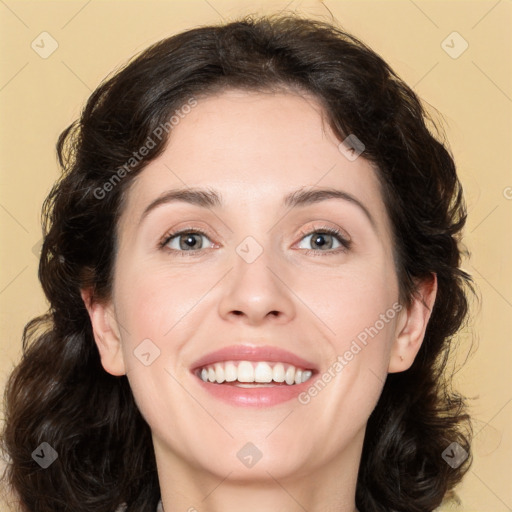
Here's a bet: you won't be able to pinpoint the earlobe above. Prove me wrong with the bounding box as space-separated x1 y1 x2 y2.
80 289 126 376
388 273 438 373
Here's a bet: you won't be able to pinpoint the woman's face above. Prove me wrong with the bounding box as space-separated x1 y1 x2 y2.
89 89 430 484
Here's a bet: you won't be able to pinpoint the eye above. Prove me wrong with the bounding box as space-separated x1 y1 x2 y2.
296 226 351 254
160 229 214 254
158 225 351 257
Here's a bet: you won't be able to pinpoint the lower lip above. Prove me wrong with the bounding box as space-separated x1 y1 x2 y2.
192 374 315 407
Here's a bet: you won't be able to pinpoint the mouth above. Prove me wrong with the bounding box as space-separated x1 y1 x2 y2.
189 345 318 407
194 360 314 386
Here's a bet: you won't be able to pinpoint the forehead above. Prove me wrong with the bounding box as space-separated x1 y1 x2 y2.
120 89 391 239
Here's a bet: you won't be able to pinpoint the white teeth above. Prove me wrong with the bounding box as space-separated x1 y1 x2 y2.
272 363 285 382
301 370 313 382
254 362 273 383
237 361 254 382
285 366 295 385
225 362 237 382
214 363 225 383
198 360 314 385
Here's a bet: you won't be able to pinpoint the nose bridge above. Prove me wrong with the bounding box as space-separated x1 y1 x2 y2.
217 232 295 324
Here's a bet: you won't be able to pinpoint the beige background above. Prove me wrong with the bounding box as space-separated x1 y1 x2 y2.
1 1 511 510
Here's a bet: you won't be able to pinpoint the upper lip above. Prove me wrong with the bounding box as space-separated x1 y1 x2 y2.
190 344 318 372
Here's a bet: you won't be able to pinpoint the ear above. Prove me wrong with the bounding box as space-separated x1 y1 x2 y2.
388 273 438 373
81 288 126 376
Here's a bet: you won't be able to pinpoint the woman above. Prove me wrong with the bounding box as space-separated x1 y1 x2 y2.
1 13 473 512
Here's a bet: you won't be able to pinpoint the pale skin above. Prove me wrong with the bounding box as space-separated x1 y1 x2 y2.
82 89 437 512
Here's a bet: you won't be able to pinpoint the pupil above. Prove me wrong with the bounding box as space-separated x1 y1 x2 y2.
181 234 199 250
313 234 331 249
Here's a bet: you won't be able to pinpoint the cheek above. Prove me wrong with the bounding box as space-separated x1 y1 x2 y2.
113 261 205 346
300 257 399 350
111 265 202 429
294 259 398 415
105 243 401 473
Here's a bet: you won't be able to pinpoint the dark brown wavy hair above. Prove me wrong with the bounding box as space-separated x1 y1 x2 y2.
1 13 474 512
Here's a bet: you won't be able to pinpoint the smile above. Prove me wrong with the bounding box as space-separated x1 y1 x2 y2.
196 360 314 386
190 344 319 407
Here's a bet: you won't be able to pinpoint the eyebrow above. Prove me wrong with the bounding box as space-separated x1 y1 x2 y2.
140 186 377 231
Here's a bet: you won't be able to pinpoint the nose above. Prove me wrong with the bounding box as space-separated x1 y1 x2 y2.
217 246 296 326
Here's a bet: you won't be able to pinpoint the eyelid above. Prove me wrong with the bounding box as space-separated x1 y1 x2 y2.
294 223 352 253
159 222 352 255
158 225 216 250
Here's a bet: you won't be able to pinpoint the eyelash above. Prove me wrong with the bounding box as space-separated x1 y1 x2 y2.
158 225 352 257
297 226 352 256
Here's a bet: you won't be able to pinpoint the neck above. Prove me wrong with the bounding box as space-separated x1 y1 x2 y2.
154 431 364 512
